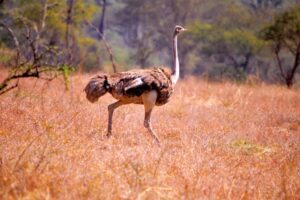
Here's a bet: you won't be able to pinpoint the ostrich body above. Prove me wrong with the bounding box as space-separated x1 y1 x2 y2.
84 25 186 144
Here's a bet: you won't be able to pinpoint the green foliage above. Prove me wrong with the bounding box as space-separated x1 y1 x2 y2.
260 6 300 87
15 0 43 22
73 0 100 23
225 29 264 53
190 21 265 81
191 22 264 56
261 7 300 43
0 83 6 90
0 0 299 85
205 64 248 82
0 48 15 65
229 139 273 155
0 0 101 61
241 0 284 10
58 64 75 91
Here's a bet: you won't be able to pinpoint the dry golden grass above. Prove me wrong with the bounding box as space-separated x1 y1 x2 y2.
0 73 299 199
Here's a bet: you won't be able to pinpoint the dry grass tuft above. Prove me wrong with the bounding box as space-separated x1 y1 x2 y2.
0 73 299 199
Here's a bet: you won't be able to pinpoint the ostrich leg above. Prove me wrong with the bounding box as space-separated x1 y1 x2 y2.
142 91 160 145
107 100 125 137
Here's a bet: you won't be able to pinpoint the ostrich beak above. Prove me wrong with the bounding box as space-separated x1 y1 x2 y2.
182 28 187 32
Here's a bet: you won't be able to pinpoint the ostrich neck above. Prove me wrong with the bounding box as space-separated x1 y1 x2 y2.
171 35 179 85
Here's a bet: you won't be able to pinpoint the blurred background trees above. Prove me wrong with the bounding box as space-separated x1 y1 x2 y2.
261 6 300 87
0 0 299 88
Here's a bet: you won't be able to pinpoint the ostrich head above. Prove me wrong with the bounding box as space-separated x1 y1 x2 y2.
174 25 187 36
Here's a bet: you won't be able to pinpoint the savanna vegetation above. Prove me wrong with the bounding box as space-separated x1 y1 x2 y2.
0 0 300 89
0 0 299 199
0 74 299 199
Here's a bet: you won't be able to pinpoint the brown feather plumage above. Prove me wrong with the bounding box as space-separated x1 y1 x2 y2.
108 67 173 105
85 67 173 105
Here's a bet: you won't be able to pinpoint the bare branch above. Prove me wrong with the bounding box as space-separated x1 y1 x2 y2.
0 82 18 95
85 19 117 72
0 66 61 95
16 17 41 69
33 139 48 173
21 19 40 68
274 43 287 80
282 39 297 56
98 0 107 40
0 6 70 96
40 0 48 32
47 3 58 9
14 134 42 171
0 21 21 66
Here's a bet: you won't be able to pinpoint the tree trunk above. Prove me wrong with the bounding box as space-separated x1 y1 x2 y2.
98 0 106 40
241 52 252 73
66 0 74 63
286 44 300 88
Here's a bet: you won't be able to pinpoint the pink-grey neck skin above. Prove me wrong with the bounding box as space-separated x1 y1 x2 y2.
171 25 186 85
171 34 179 85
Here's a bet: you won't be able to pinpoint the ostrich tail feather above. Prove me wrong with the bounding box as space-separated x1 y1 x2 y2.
84 74 109 103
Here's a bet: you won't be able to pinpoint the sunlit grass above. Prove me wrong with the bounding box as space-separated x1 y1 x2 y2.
0 73 299 199
229 139 273 155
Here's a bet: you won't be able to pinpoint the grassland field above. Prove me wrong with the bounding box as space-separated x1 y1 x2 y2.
0 72 299 199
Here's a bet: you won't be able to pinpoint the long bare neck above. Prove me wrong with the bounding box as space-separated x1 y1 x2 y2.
171 34 179 85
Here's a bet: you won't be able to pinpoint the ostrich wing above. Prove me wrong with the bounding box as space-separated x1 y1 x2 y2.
124 78 144 91
123 75 155 97
109 68 172 97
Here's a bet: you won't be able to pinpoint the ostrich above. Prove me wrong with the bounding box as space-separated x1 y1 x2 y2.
84 25 186 144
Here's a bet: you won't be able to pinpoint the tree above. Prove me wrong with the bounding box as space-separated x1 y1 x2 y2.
0 0 103 94
113 0 160 68
190 22 264 80
114 0 203 68
65 0 75 63
241 0 283 10
261 6 300 87
0 0 76 94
